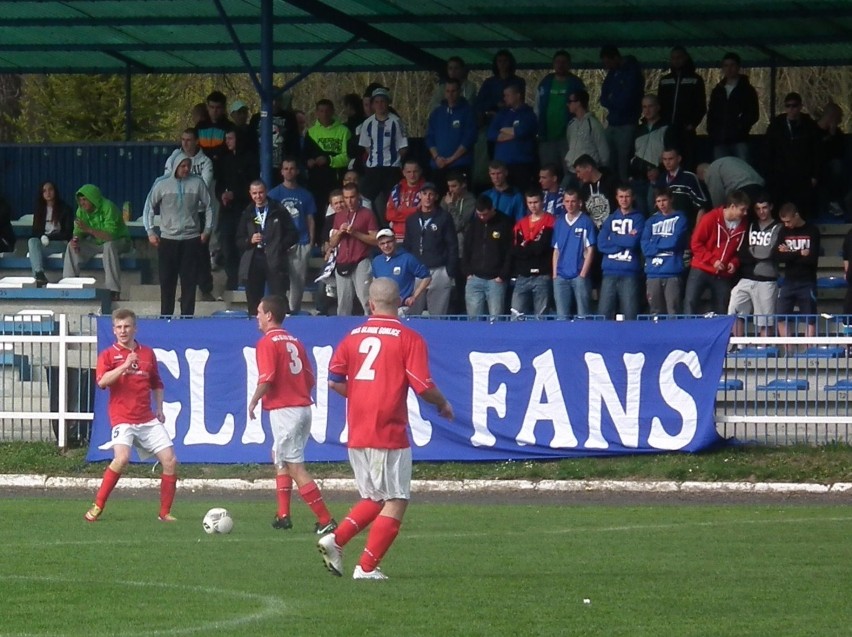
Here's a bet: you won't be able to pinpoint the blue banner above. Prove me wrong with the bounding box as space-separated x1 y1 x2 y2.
87 316 733 463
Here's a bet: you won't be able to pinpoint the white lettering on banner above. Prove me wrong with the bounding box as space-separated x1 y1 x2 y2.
469 351 521 447
182 349 235 446
407 388 433 446
585 352 644 449
648 350 701 449
241 348 265 444
153 348 180 438
310 346 333 443
516 350 577 448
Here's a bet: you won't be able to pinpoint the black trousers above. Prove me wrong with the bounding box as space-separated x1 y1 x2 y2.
245 250 289 317
159 237 203 316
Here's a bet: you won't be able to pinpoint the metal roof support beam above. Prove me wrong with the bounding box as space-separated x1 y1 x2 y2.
284 0 445 72
212 0 261 94
259 0 274 186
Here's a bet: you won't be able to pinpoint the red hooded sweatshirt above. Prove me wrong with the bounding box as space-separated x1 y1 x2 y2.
689 206 747 277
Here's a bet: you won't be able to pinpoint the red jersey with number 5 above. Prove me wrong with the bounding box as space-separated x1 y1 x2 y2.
256 328 315 409
329 315 435 449
96 342 164 426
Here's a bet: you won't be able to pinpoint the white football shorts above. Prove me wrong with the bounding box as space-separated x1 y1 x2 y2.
106 419 173 460
270 405 312 466
348 447 412 501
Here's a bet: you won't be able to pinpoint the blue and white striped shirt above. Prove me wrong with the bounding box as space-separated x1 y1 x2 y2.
359 113 408 168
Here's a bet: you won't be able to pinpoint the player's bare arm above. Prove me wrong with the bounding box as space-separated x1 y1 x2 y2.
328 380 348 397
153 388 165 423
420 387 453 420
96 351 138 389
248 381 271 420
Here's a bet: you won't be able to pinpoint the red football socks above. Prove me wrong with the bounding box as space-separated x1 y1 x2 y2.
276 474 293 518
94 467 121 509
298 481 332 525
334 498 383 547
159 473 177 518
359 514 401 572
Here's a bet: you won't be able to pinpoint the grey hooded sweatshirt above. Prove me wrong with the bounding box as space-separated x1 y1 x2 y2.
143 152 214 240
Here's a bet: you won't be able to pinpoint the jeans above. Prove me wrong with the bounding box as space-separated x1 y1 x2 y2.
27 237 66 275
605 124 635 181
598 274 641 320
511 275 551 316
553 276 591 317
713 142 750 165
465 276 505 318
684 268 733 315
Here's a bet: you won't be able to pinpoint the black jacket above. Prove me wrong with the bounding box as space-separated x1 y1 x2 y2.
215 146 260 219
462 211 514 280
403 208 459 278
236 199 299 284
0 196 14 253
657 62 707 130
765 113 821 181
31 199 73 241
706 74 759 145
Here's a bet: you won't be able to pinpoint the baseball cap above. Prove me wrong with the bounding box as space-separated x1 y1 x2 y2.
370 87 392 103
229 100 248 113
419 182 438 193
376 228 395 240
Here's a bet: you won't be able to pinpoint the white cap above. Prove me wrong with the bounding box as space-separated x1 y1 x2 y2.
376 228 395 240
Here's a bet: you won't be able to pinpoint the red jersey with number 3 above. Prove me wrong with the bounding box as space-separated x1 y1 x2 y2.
329 315 435 449
96 342 164 426
256 328 315 409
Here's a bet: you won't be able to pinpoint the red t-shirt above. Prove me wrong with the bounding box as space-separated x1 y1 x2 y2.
95 342 164 426
329 315 435 449
332 206 378 266
256 327 315 409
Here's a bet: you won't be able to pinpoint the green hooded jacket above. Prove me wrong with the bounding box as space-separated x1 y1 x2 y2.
73 184 130 245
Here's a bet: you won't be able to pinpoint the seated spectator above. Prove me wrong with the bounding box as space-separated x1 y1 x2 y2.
683 190 749 315
728 194 780 337
509 190 555 316
385 159 425 242
463 196 513 318
655 147 708 227
552 189 597 318
641 188 689 316
371 228 431 314
329 182 378 315
63 184 131 301
482 160 525 222
487 83 538 190
426 78 477 190
596 184 645 320
28 181 73 287
564 89 610 188
696 157 765 208
775 203 820 343
706 52 759 163
429 56 478 114
539 164 565 215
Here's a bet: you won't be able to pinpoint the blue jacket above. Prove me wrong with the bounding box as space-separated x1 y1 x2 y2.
597 209 645 275
552 213 597 279
372 248 430 301
267 183 316 246
487 104 538 165
640 210 689 278
425 98 477 169
600 56 644 127
536 73 586 139
483 187 525 223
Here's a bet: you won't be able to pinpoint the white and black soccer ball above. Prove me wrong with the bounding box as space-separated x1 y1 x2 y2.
202 507 234 535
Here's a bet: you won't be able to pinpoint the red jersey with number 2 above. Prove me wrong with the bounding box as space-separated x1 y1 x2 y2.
96 342 164 426
329 315 435 449
256 328 315 409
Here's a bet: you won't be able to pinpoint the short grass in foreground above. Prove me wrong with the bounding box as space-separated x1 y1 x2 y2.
0 497 850 636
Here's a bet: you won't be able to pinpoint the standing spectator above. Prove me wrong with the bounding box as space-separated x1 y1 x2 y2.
656 45 706 169
268 158 317 315
28 181 73 287
641 188 689 316
429 56 478 112
306 99 352 236
596 184 645 320
341 93 365 161
63 184 131 302
574 154 617 229
482 160 525 222
706 52 759 162
564 89 610 187
463 196 513 318
403 182 458 316
697 157 765 208
816 102 846 218
441 172 475 312
236 180 299 317
248 294 337 534
656 147 709 226
426 78 477 189
320 278 453 580
775 203 821 342
630 94 674 214
842 224 852 315
329 182 378 315
728 194 781 337
143 153 214 317
536 50 585 167
190 102 207 127
216 129 260 291
372 228 431 313
599 46 645 182
765 92 821 218
509 190 555 316
552 189 597 318
487 83 538 190
359 87 409 225
195 90 234 163
539 164 565 216
475 49 526 130
229 99 257 154
84 308 177 522
249 90 300 177
684 190 749 315
385 159 425 243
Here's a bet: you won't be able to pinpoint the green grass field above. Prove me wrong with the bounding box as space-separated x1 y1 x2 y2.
1 496 850 636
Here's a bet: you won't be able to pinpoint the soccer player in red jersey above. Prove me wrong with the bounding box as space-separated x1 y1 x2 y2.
318 278 453 580
248 295 337 534
85 308 178 522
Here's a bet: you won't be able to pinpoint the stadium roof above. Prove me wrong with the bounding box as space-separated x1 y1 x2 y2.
0 0 850 75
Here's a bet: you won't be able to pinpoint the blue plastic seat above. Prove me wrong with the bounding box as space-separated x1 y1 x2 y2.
824 380 852 391
817 276 847 289
757 378 809 391
794 346 846 359
728 346 780 358
717 378 744 391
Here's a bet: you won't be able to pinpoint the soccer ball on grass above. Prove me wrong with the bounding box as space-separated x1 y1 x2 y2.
202 507 234 534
